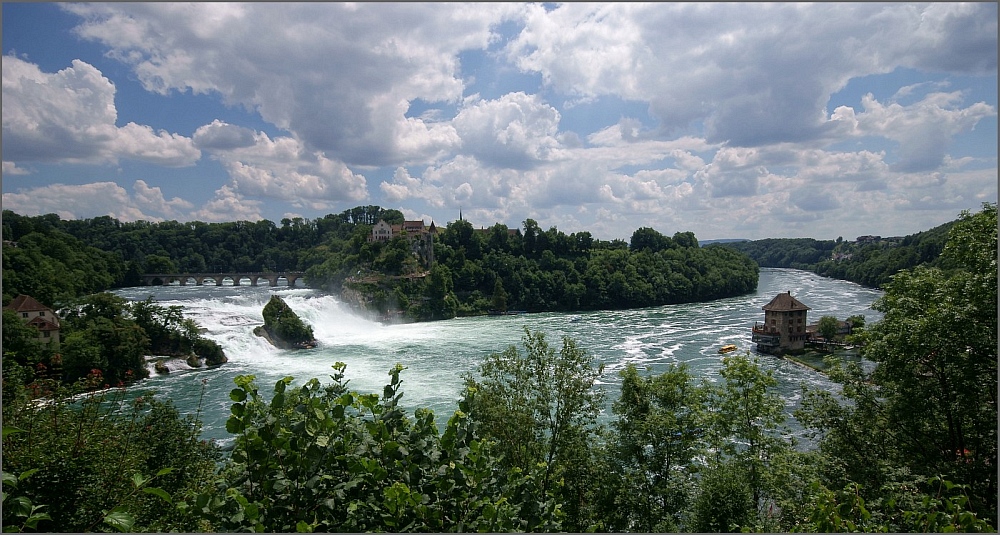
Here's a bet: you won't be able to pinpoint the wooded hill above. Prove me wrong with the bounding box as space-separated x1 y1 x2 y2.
2 207 759 321
708 217 957 288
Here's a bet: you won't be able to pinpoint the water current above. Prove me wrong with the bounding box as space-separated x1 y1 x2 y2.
112 268 883 449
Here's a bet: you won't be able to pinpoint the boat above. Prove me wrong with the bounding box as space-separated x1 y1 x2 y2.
718 344 738 354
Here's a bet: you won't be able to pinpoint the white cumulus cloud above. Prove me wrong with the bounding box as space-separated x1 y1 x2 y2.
1 55 200 167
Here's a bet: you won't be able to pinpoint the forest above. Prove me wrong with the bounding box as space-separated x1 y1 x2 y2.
1 203 995 532
712 217 955 288
2 206 759 321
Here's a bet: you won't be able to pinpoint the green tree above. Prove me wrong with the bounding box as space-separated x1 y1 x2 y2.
490 277 508 312
817 315 840 346
798 203 997 525
602 363 709 531
259 295 315 346
463 328 605 530
423 264 458 320
190 364 563 532
706 353 791 526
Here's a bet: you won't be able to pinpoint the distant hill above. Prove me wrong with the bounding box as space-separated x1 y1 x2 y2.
708 218 960 288
699 238 749 246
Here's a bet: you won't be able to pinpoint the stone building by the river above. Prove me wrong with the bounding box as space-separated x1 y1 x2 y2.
752 291 809 354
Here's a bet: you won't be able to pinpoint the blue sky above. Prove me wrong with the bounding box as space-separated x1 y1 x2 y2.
3 3 996 241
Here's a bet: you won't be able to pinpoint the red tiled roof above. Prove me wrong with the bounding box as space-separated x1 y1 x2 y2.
4 294 50 313
762 292 810 312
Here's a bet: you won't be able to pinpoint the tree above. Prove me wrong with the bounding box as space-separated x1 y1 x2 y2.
629 227 672 252
258 295 315 347
194 364 563 532
423 264 458 320
706 353 791 526
798 203 997 525
463 328 605 530
603 363 709 531
817 315 840 346
490 277 508 313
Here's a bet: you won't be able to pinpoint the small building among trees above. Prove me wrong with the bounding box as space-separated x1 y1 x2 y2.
751 291 810 354
3 294 60 347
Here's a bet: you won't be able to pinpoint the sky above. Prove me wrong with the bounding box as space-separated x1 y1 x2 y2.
2 2 997 241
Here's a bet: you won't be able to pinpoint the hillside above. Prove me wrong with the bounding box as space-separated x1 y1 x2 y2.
2 208 759 321
709 218 957 288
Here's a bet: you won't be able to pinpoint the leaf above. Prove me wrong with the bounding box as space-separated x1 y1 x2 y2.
143 486 173 504
24 512 51 530
103 510 136 532
1 427 24 439
155 467 175 477
10 496 31 517
16 469 39 482
230 388 247 402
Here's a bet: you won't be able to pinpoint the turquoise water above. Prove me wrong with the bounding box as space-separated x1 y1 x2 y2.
113 268 883 448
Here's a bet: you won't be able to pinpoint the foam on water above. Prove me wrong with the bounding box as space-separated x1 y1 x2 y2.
115 268 882 448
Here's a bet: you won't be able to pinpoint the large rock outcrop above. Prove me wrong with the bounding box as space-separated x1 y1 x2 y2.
254 295 317 349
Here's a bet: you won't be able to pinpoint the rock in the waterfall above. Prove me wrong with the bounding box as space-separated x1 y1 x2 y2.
254 295 317 350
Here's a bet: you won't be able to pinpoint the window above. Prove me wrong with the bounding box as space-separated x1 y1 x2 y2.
43 331 50 338
39 311 45 316
22 312 28 318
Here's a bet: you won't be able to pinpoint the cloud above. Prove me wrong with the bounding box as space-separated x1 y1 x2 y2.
853 91 996 172
1 55 200 167
191 184 264 223
2 161 31 175
506 3 997 147
195 123 369 209
64 3 523 167
453 92 563 169
132 179 194 217
192 120 256 150
1 181 187 221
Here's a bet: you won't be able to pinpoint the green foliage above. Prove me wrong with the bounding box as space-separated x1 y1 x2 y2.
186 363 564 532
602 363 709 531
817 315 840 342
1 387 218 532
463 328 605 530
717 216 958 288
691 459 755 532
797 203 998 526
788 477 995 533
260 295 316 346
711 353 790 507
3 208 759 322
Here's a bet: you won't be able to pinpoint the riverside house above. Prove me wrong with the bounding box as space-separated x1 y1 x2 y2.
4 294 60 347
751 291 810 354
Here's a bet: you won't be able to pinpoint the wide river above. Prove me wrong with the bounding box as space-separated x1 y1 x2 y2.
113 268 883 449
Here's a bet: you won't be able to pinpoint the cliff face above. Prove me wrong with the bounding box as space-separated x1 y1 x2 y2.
254 295 317 349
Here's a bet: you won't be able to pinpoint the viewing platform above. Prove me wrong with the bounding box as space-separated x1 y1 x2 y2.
140 272 306 287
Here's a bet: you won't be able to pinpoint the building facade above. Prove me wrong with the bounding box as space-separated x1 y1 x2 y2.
752 291 810 354
368 220 437 243
4 294 60 346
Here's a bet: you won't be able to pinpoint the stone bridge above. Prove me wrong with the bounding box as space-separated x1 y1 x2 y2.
140 272 306 287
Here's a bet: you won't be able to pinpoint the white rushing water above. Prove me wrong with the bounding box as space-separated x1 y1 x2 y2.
113 268 883 448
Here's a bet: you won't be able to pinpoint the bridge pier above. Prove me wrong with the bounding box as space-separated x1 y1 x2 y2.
139 272 305 288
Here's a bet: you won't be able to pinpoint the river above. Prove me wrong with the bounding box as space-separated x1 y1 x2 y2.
112 268 883 449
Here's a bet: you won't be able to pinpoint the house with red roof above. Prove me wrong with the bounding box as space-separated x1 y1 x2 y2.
4 294 60 347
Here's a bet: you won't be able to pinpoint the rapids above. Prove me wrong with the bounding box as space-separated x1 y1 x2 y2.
113 268 883 449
